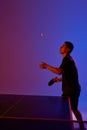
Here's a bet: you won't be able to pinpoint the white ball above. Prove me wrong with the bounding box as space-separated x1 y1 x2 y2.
40 33 45 37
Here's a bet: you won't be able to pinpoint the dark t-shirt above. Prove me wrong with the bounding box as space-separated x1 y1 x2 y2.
60 55 81 95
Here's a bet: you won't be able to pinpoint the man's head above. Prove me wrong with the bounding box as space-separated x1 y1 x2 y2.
65 41 74 53
60 41 74 56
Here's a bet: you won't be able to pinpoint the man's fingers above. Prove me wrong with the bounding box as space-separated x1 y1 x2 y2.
39 62 47 69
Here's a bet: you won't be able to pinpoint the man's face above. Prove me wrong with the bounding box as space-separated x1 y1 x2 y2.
60 43 68 55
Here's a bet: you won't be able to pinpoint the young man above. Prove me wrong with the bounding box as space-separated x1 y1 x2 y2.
39 41 85 130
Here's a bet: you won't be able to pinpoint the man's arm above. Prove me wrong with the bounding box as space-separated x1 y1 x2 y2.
53 77 62 82
39 62 63 75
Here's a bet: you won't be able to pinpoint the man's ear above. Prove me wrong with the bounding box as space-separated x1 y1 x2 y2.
67 48 70 53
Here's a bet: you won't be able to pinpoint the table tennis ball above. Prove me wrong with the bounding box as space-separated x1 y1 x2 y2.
40 33 45 37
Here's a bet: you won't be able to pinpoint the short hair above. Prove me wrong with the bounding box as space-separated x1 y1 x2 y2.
65 41 74 53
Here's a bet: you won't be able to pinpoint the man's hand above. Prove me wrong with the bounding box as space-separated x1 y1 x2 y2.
48 77 62 86
39 62 47 69
39 62 63 75
52 77 62 82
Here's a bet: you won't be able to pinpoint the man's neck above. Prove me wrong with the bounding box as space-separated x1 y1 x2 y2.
62 53 69 58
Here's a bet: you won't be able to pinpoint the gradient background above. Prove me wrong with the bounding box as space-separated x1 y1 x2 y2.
0 0 87 120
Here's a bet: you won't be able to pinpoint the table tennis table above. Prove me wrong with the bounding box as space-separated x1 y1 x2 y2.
0 94 74 130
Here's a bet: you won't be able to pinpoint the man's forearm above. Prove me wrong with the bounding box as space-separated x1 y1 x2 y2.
46 64 63 75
